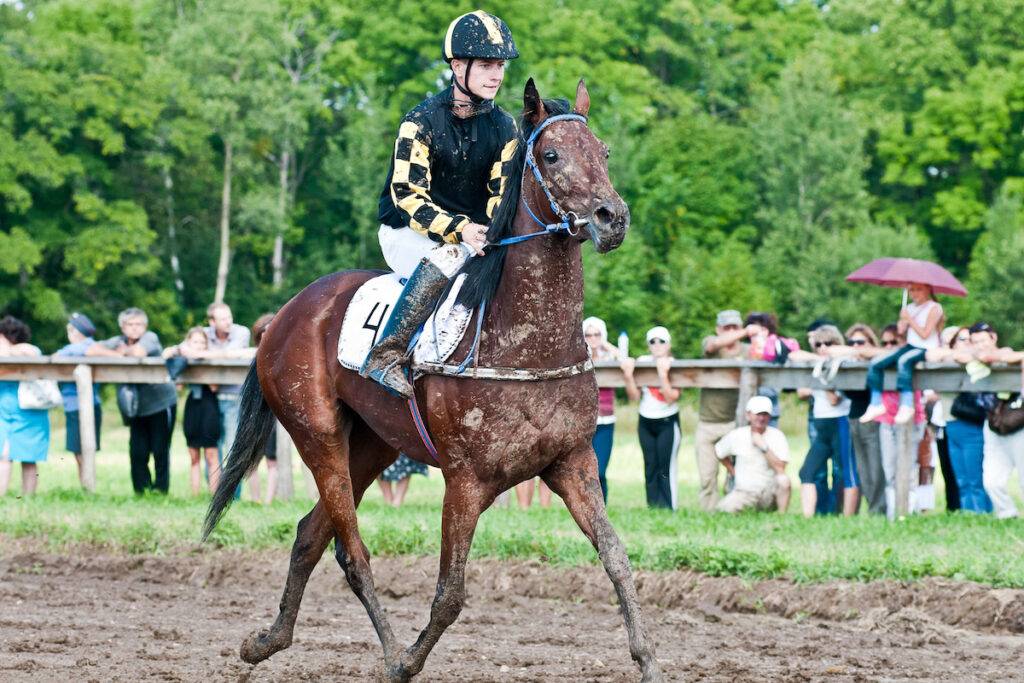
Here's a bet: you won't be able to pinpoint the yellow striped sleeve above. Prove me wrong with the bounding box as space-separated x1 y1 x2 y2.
390 120 468 243
486 138 519 219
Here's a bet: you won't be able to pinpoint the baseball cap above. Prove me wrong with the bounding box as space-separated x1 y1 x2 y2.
68 312 96 337
716 309 742 327
745 396 773 415
646 326 671 344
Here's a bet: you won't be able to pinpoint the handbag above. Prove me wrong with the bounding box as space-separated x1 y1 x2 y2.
950 392 994 425
17 379 62 410
988 394 1024 436
116 383 141 420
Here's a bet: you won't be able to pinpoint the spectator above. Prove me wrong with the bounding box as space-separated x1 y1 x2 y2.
584 316 617 503
696 309 751 511
0 316 50 496
621 325 680 510
744 312 782 426
514 477 552 510
87 307 178 494
841 323 886 515
714 396 791 513
55 312 102 488
870 323 927 519
377 453 428 507
805 317 843 514
973 322 1024 519
860 283 944 425
927 326 968 512
172 327 221 496
797 325 857 517
177 302 251 466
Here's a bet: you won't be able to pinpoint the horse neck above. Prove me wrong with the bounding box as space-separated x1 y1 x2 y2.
480 193 586 367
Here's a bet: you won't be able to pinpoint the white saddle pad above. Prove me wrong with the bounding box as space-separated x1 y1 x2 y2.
338 273 474 373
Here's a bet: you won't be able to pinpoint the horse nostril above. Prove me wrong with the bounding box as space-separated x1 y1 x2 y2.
594 203 615 226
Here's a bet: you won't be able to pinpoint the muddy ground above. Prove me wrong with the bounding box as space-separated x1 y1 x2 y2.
2 539 1023 682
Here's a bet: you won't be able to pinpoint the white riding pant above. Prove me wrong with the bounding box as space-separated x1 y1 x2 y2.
378 224 472 280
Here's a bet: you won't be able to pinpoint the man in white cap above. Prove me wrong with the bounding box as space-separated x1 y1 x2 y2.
695 309 756 511
713 395 791 513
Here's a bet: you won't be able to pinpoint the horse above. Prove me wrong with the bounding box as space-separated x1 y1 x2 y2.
203 77 664 683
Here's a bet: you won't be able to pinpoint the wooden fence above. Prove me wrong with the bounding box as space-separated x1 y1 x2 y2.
1 357 1020 512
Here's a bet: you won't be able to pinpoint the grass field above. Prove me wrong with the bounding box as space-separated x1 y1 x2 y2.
2 392 1023 587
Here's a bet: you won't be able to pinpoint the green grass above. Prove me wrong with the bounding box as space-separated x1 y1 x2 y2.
2 393 1024 587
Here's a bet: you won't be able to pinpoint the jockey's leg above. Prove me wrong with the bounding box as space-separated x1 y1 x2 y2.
361 240 469 399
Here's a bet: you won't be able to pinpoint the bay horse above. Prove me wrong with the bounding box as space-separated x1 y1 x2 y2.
203 78 663 682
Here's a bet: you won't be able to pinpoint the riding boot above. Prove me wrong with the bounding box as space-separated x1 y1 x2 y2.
360 257 450 399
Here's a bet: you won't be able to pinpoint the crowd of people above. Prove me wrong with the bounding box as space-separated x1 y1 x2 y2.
2 282 1022 520
586 283 1024 519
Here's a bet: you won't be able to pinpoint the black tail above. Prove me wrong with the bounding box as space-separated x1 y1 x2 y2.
202 361 276 541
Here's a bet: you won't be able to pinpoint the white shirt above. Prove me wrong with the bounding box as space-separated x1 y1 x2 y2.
636 354 679 419
812 389 850 419
715 426 790 492
907 300 941 349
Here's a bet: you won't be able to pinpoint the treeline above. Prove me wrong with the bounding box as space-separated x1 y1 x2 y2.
2 0 1024 353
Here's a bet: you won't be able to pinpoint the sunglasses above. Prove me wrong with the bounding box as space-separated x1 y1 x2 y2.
955 335 970 343
969 322 994 334
814 341 836 349
648 338 668 345
584 332 601 338
881 339 900 347
845 338 868 346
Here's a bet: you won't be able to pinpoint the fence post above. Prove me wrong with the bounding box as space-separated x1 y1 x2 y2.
273 419 293 500
895 422 913 516
72 364 97 493
735 367 760 426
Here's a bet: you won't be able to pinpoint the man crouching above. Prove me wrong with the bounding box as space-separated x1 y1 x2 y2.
714 396 792 513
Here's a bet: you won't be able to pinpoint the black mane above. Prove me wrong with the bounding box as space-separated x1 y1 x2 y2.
453 97 573 310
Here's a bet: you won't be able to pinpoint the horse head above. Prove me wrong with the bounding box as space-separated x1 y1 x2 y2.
522 78 630 253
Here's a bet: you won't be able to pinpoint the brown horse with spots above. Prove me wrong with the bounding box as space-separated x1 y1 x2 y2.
203 79 663 682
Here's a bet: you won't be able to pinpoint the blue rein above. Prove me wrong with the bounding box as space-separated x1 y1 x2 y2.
489 113 588 247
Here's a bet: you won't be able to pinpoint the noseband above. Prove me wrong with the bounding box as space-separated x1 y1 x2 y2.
491 113 589 247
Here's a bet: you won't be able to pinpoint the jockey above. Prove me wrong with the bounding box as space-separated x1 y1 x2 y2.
361 10 520 398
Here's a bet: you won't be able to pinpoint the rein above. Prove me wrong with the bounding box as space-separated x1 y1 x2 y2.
490 113 589 246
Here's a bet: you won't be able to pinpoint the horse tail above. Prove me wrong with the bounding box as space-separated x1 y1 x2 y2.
202 360 276 541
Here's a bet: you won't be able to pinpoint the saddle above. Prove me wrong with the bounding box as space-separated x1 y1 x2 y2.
337 273 474 375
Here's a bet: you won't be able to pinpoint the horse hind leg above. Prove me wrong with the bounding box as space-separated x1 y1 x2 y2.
542 448 665 683
241 502 333 664
291 413 401 666
388 473 490 682
239 420 397 666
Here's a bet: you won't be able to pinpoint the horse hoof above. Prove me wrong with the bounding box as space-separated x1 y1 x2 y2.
240 628 290 664
371 657 413 683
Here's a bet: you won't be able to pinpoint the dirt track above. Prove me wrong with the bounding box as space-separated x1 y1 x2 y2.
2 539 1023 682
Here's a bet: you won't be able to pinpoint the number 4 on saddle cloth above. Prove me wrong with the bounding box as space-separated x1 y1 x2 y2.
337 273 474 376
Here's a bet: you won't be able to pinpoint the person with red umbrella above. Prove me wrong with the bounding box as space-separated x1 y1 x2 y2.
858 282 945 425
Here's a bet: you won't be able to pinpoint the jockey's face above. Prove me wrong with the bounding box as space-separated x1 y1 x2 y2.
452 58 506 100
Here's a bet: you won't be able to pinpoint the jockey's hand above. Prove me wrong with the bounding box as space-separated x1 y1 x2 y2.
461 222 489 256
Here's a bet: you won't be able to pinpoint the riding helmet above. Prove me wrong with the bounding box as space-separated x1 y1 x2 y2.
442 11 519 62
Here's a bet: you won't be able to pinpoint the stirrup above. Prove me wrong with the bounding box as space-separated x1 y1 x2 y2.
366 360 414 399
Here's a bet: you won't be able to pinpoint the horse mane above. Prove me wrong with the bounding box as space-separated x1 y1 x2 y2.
453 97 573 310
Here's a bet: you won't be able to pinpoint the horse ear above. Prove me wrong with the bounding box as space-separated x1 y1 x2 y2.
523 77 547 125
573 78 590 117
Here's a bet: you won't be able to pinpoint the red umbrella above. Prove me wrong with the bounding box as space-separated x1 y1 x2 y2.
845 257 967 297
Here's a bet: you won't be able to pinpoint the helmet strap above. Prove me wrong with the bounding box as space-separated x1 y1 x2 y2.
451 58 492 114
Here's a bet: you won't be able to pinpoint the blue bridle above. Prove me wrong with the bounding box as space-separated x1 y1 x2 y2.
490 113 589 247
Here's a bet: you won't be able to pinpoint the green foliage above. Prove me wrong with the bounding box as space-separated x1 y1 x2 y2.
0 0 1020 353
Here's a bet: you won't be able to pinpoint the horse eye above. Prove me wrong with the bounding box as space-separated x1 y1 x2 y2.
543 150 559 163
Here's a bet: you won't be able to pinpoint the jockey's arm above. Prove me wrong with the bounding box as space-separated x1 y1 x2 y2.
389 120 470 244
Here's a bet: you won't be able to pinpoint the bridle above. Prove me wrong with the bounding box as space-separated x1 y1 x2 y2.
490 113 589 247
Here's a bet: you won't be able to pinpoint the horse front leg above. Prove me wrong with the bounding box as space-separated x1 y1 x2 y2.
388 475 487 682
543 447 665 683
241 502 332 663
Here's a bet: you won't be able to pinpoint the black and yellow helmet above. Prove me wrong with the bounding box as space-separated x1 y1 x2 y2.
442 11 518 62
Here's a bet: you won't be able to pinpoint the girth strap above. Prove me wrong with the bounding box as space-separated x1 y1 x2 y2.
414 357 593 381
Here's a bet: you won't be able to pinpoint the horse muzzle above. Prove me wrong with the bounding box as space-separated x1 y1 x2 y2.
582 200 630 253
